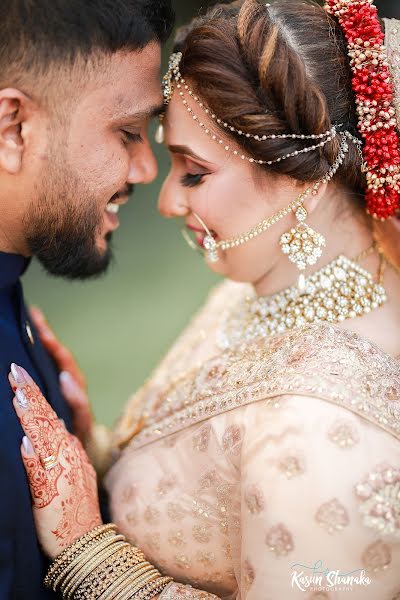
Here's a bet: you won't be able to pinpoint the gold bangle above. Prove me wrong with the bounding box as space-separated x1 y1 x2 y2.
80 547 145 600
63 540 127 599
75 545 144 600
55 534 124 592
64 541 127 600
102 561 153 600
132 576 174 600
52 531 118 591
45 524 117 587
114 571 160 600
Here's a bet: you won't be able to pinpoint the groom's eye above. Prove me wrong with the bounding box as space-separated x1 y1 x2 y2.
121 130 143 145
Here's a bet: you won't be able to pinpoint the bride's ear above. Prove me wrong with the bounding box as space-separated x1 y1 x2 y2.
0 89 31 174
304 181 328 215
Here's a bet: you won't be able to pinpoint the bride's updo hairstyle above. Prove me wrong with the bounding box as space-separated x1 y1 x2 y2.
174 0 364 198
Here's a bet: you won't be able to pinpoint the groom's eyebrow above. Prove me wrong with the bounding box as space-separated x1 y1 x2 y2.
115 102 165 123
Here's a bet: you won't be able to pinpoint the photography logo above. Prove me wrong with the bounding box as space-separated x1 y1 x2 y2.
290 560 372 593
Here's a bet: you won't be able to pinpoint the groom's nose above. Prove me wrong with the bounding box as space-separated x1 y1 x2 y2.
127 137 158 185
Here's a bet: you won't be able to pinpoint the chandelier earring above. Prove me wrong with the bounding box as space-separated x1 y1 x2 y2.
279 198 326 291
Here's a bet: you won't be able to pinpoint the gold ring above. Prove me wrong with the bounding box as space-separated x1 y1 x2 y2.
41 454 58 471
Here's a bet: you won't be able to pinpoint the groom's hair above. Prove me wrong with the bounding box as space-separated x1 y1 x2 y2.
0 0 174 99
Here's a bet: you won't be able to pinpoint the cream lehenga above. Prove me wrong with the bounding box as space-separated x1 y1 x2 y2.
98 18 400 600
46 12 400 600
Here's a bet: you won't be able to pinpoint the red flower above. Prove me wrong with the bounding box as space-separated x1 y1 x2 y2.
326 0 400 219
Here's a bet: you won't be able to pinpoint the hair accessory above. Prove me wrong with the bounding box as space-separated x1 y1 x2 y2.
326 0 400 220
158 52 356 169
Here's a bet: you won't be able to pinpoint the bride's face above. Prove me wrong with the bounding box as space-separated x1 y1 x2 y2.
158 90 304 283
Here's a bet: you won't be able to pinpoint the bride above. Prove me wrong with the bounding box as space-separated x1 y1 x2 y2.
8 0 400 597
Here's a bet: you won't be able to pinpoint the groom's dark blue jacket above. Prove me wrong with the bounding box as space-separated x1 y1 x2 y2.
0 251 73 599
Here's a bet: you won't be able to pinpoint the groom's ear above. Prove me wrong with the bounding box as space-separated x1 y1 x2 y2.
0 88 32 175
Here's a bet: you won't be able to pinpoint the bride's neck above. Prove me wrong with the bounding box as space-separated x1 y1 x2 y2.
252 192 375 298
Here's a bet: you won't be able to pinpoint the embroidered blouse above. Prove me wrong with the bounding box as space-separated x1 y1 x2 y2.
105 280 400 599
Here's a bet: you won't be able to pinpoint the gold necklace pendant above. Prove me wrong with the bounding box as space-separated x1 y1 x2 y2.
218 254 387 349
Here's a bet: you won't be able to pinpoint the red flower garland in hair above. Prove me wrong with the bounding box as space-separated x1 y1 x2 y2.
326 0 400 220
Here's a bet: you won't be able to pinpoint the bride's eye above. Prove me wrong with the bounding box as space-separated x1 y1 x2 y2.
180 173 206 187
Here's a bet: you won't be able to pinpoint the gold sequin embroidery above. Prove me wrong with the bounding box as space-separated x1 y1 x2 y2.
327 419 360 449
361 540 392 572
265 523 294 557
144 505 160 525
168 529 186 547
174 554 192 570
355 465 400 536
192 425 211 452
315 498 350 533
125 325 400 452
192 524 212 544
167 502 186 522
278 454 305 478
242 559 255 591
244 484 266 514
222 425 244 456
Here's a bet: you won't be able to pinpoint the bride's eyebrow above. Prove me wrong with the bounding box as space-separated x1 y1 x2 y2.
168 144 212 165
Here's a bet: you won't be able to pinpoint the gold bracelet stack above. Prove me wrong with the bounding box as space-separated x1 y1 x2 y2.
44 524 173 599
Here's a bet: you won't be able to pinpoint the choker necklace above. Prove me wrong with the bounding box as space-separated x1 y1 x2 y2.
217 247 387 350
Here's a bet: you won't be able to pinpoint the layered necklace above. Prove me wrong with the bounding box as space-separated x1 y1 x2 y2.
217 245 387 350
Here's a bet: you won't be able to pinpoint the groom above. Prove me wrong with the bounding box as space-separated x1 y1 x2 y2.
0 1 174 597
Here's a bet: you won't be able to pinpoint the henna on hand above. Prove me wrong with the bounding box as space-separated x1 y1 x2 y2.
10 364 102 558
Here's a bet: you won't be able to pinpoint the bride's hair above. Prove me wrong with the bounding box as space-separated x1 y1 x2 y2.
174 0 364 199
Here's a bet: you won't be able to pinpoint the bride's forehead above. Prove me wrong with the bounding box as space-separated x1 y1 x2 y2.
164 94 239 157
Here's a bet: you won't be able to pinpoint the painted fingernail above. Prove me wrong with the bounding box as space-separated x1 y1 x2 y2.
22 436 35 456
11 363 26 384
16 388 29 409
60 371 81 396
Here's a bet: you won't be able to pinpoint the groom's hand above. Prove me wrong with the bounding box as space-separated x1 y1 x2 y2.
30 306 93 442
9 364 102 559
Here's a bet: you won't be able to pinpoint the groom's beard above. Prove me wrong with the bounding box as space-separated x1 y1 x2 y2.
25 168 114 281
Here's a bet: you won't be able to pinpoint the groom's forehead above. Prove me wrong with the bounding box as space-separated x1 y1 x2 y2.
92 44 162 113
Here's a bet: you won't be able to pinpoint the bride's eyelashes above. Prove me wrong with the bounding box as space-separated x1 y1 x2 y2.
180 173 207 188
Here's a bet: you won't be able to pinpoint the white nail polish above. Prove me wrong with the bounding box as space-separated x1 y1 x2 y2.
11 363 25 384
16 388 28 409
22 436 34 455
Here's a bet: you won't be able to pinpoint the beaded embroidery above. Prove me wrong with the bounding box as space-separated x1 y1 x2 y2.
355 465 400 536
121 323 400 452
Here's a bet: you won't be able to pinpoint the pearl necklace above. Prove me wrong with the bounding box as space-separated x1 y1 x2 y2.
217 252 387 350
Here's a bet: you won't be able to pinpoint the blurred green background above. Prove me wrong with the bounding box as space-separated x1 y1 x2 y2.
23 0 399 427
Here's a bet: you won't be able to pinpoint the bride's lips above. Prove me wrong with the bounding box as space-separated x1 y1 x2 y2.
186 224 217 249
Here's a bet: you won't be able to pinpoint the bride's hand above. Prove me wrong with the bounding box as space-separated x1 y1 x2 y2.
9 364 102 560
30 307 93 442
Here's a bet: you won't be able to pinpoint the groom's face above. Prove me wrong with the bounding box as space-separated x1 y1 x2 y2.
24 43 161 279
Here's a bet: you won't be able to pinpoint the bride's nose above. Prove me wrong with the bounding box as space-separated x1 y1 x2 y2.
158 176 188 218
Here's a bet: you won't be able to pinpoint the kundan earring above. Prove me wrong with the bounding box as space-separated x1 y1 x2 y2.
279 194 326 290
